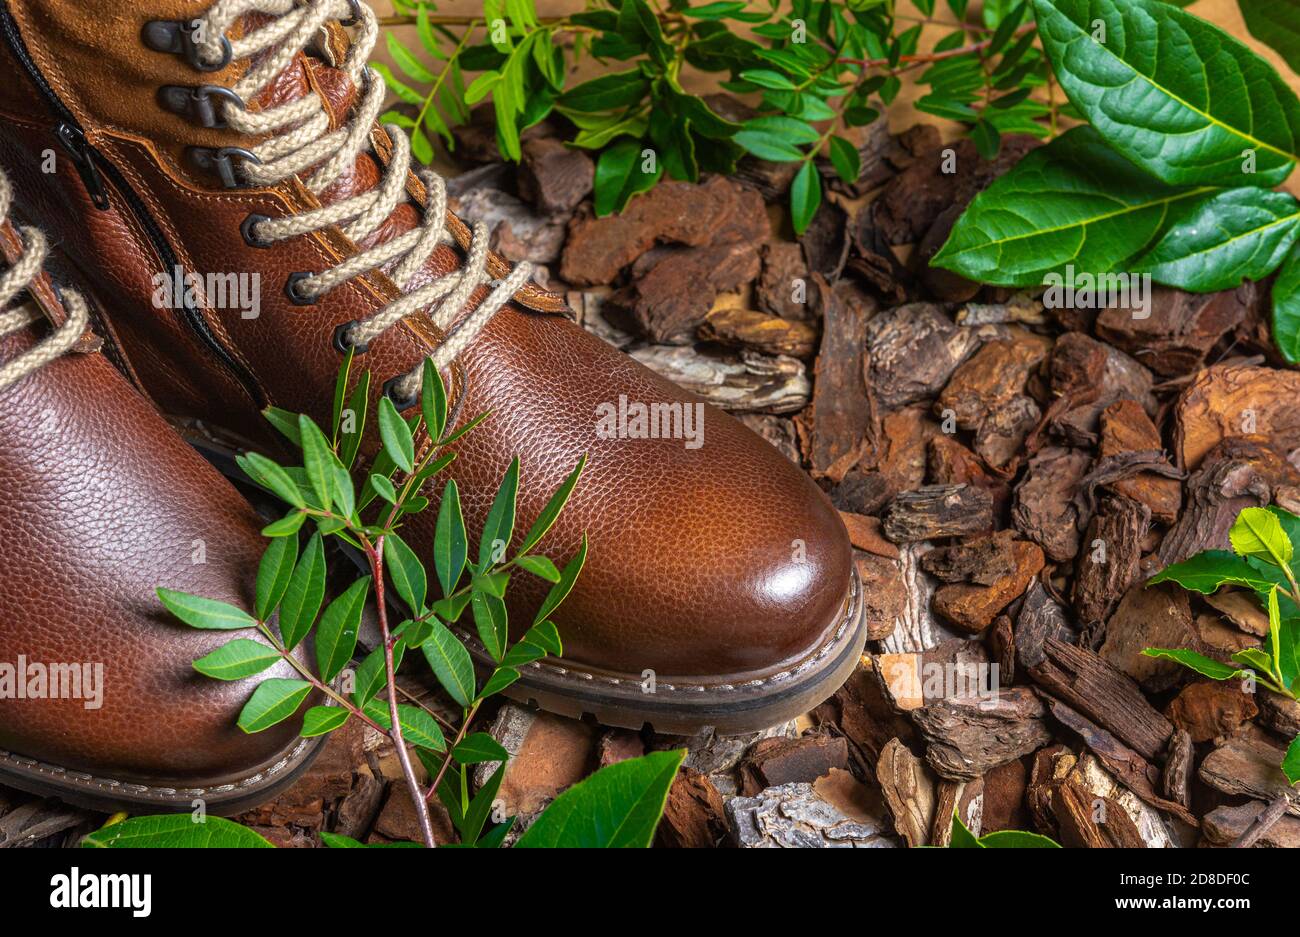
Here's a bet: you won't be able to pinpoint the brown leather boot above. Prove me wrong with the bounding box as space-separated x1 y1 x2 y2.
0 0 864 734
0 172 321 812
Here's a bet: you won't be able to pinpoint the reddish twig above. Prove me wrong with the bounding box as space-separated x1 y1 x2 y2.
1232 791 1295 848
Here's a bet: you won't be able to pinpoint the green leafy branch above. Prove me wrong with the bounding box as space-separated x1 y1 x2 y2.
377 0 1059 234
934 0 1300 365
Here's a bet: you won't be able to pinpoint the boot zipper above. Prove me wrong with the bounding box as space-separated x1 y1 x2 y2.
0 2 266 409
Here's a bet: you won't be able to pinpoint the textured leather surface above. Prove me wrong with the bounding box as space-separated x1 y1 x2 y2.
0 226 308 781
0 0 853 679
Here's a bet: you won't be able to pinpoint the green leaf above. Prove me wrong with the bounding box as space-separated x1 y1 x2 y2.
157 588 256 631
1146 550 1273 594
434 478 468 597
534 535 588 626
516 749 686 848
462 763 506 843
743 115 820 145
422 621 476 708
522 619 563 656
301 705 349 737
949 811 983 848
971 120 1002 159
278 532 326 651
472 590 509 661
828 135 861 184
1141 647 1245 681
452 732 509 765
479 666 520 698
237 678 312 733
243 451 305 508
515 554 561 582
1135 188 1300 290
738 68 797 90
255 534 298 621
353 639 406 708
262 406 303 447
298 414 335 512
370 473 398 504
558 69 649 111
421 358 447 441
933 127 1210 287
261 511 306 538
82 815 274 848
192 638 281 680
478 457 520 567
1239 0 1300 78
387 31 436 83
500 641 545 668
1284 735 1300 786
517 455 586 555
1272 243 1300 364
790 160 821 236
384 533 428 615
1031 0 1300 187
315 577 371 683
978 829 1061 848
732 130 804 162
339 370 371 470
365 701 446 751
1231 506 1295 568
378 396 416 473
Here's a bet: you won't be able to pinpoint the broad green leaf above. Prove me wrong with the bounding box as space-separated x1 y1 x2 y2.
790 160 821 236
1032 0 1300 187
828 135 861 184
315 577 371 683
1233 647 1278 677
339 370 371 470
378 396 416 473
384 533 428 615
262 510 306 538
933 127 1210 287
1141 647 1244 681
387 32 436 83
262 406 303 447
744 115 820 144
1239 0 1300 78
500 641 545 668
738 68 797 90
453 732 510 765
479 666 520 698
1272 243 1300 364
301 705 349 737
82 815 274 848
364 701 446 751
353 639 406 708
1146 550 1273 594
732 130 804 163
298 414 335 511
557 69 649 111
948 811 984 848
522 619 563 656
255 534 298 621
1231 506 1295 568
516 749 686 848
978 829 1061 848
434 479 468 597
517 455 586 555
1135 188 1300 290
192 638 281 680
370 474 397 504
1284 735 1300 786
243 451 305 508
472 590 509 662
238 678 312 733
422 621 476 707
534 535 588 626
478 457 520 567
157 589 256 631
462 763 505 843
278 532 326 650
515 554 561 582
421 358 447 441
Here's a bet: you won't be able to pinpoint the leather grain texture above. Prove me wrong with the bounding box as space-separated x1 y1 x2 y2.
0 0 854 681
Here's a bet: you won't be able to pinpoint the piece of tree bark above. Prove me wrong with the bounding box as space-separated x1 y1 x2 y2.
921 529 1019 585
1198 737 1300 815
1165 680 1259 743
628 345 809 414
1175 364 1300 471
1071 495 1151 646
933 540 1045 635
1030 638 1173 760
1164 728 1194 810
1201 801 1300 848
1013 447 1092 562
876 737 938 847
1157 438 1276 566
656 768 729 848
1098 399 1182 522
883 484 994 543
866 304 1006 408
699 306 817 359
911 687 1052 781
1099 582 1198 692
1095 285 1252 378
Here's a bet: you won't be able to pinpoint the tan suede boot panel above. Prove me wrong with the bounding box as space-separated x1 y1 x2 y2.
10 0 249 182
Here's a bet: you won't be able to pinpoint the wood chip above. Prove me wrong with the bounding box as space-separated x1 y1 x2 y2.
912 687 1052 781
882 484 994 543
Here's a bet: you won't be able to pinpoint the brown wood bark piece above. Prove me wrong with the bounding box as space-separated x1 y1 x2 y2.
1013 447 1092 562
1199 737 1300 815
1175 364 1300 471
1201 802 1300 848
656 768 729 848
1099 581 1198 692
1071 495 1151 645
932 540 1046 634
1095 285 1251 378
865 303 1006 408
699 306 817 359
876 737 938 847
1099 399 1182 523
883 484 994 543
1165 680 1259 743
1164 728 1194 810
1157 439 1275 566
911 687 1052 781
1030 637 1173 760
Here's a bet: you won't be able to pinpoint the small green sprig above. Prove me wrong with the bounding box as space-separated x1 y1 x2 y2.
1144 506 1300 788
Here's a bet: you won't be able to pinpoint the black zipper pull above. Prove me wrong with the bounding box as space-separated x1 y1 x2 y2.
55 122 110 211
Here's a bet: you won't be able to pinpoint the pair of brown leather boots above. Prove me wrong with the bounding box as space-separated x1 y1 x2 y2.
0 0 864 813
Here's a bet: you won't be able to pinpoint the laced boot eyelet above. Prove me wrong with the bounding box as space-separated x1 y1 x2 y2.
284 272 319 306
158 84 245 128
142 21 232 72
381 375 419 412
333 321 369 355
188 146 260 188
240 213 273 248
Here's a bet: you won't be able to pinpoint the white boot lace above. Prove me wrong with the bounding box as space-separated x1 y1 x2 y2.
193 0 533 400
